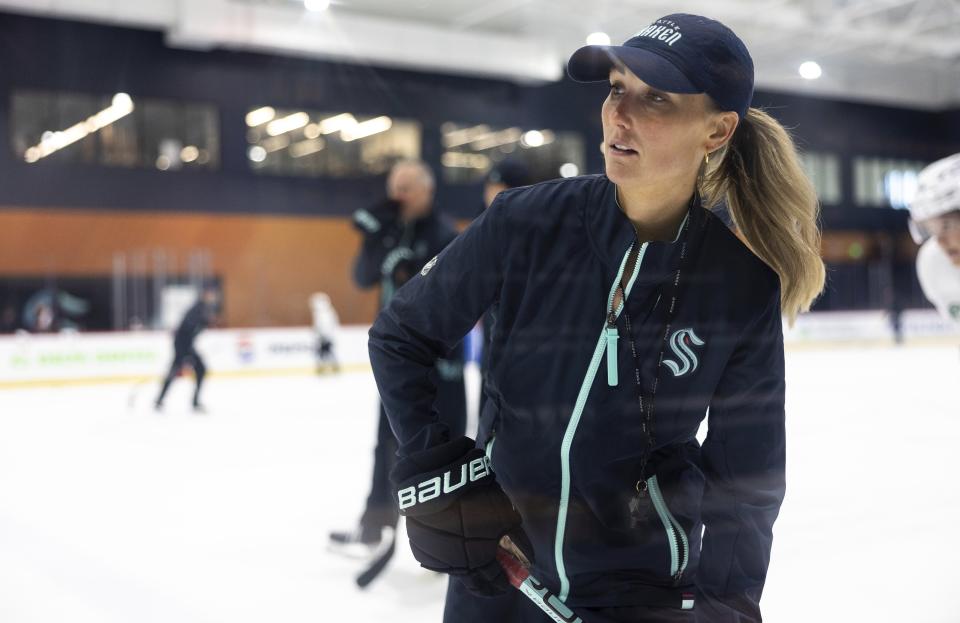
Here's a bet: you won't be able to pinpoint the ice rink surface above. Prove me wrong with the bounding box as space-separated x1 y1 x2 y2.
0 343 957 623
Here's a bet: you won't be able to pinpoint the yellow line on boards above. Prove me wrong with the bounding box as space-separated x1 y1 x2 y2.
0 362 373 390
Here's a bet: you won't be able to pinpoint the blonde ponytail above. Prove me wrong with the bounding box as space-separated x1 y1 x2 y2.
700 107 826 324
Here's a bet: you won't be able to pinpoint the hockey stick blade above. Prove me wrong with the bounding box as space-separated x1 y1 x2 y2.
496 549 583 623
355 529 396 589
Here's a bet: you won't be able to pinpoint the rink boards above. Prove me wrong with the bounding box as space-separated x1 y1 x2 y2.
0 326 372 387
1 310 958 387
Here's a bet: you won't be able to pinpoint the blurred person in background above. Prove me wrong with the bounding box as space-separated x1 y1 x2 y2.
909 153 960 324
309 292 341 374
328 160 467 582
0 300 18 333
482 159 533 216
368 13 825 623
21 287 90 332
155 285 219 413
476 160 532 420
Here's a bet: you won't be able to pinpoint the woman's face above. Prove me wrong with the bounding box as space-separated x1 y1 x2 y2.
601 65 735 191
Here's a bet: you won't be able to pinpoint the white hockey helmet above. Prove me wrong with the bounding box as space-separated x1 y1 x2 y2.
909 153 960 243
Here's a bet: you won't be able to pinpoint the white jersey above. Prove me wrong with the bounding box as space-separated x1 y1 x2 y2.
917 239 960 324
309 293 341 339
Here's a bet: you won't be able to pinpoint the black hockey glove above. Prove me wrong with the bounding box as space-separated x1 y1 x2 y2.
391 436 531 597
352 199 401 236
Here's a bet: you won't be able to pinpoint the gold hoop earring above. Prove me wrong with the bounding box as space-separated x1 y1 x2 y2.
705 152 710 165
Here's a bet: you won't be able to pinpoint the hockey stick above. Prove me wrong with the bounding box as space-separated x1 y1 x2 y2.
355 526 396 588
496 546 583 623
126 375 153 411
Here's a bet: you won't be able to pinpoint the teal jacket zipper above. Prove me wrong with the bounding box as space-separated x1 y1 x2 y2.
554 240 647 601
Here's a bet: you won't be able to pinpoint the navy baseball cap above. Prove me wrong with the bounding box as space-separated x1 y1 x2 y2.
567 14 754 119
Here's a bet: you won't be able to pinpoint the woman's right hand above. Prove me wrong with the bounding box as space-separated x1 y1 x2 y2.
391 436 532 596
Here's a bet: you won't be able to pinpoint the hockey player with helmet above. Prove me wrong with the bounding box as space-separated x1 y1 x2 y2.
909 153 960 324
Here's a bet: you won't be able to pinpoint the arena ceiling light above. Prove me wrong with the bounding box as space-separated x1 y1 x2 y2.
521 130 545 147
303 0 330 12
471 127 523 151
266 111 310 136
441 152 490 169
245 106 276 127
340 116 392 141
180 145 200 163
290 138 326 158
318 112 357 135
247 145 267 162
24 93 134 163
559 162 579 178
799 61 823 80
586 32 611 46
261 135 291 152
443 124 492 149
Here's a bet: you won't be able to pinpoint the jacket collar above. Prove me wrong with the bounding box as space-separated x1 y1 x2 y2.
585 176 706 285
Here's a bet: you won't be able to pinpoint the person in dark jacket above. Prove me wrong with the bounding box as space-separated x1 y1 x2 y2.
477 160 532 420
328 159 468 563
155 286 219 412
368 14 826 623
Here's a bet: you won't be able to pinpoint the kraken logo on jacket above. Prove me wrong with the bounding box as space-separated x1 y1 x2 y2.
663 328 704 377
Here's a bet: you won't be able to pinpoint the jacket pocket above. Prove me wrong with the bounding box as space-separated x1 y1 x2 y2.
646 474 689 582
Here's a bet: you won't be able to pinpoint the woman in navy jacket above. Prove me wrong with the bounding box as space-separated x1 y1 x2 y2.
369 14 825 623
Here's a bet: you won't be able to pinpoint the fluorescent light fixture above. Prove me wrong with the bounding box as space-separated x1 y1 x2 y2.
303 123 322 139
586 32 611 46
245 106 276 127
443 124 491 148
112 93 133 110
441 152 491 169
24 92 135 163
471 128 523 151
522 130 545 148
266 112 310 136
262 135 291 153
180 145 200 163
290 138 326 158
248 145 267 163
341 116 393 141
304 0 330 11
560 163 579 178
319 113 358 135
799 61 822 80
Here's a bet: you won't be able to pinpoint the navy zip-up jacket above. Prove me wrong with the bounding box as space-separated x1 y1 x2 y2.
353 205 459 310
369 175 785 621
354 205 466 375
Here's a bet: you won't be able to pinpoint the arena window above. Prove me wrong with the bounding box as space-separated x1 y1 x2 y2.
798 150 842 206
853 156 926 209
440 122 585 184
11 89 219 171
245 107 421 177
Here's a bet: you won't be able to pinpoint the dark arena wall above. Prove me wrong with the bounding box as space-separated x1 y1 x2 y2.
0 13 958 327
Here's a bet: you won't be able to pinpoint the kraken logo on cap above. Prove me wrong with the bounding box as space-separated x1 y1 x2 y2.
635 19 683 46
